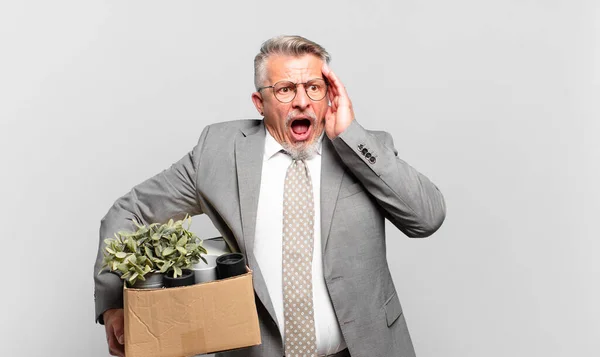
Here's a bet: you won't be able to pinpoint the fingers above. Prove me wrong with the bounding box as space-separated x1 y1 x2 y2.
322 63 348 99
322 63 336 96
108 335 126 356
104 309 126 356
113 323 125 345
106 325 125 356
327 90 336 111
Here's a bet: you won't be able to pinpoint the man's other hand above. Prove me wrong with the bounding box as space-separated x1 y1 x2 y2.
103 308 125 356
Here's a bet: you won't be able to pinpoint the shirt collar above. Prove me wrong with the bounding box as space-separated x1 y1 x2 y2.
263 125 324 161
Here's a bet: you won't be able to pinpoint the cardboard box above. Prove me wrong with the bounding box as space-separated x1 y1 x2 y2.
123 268 261 357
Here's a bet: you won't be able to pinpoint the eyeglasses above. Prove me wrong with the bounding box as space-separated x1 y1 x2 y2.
257 78 328 103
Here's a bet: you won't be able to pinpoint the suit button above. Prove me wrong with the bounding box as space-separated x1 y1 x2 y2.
365 152 371 159
370 156 376 164
361 148 368 155
358 144 364 150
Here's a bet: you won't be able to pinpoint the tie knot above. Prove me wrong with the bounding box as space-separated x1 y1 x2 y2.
290 159 308 175
285 158 311 186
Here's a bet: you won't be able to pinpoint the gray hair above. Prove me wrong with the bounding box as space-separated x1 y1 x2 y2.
254 35 331 90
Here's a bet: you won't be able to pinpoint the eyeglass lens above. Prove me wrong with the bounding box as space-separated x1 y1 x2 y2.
273 79 327 103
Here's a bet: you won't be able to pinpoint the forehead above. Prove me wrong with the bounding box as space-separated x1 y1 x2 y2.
265 54 324 83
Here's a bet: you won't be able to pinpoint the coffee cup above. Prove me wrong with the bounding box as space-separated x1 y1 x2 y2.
216 253 247 279
192 255 218 284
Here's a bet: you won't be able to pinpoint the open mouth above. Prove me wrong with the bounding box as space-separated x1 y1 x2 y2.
289 118 312 142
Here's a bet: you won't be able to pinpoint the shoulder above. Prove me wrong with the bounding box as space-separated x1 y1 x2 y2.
192 119 262 155
204 119 262 137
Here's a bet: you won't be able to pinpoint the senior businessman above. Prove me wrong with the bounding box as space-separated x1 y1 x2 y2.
94 35 446 357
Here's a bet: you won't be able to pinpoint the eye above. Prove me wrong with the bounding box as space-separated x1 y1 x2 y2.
306 80 325 93
276 83 295 95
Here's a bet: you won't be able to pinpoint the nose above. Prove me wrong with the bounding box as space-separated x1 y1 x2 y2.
291 84 310 110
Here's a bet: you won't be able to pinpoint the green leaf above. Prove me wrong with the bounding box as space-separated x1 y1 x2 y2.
133 264 145 275
176 236 188 247
128 272 139 283
105 247 116 255
144 246 154 259
176 246 187 255
173 266 182 278
115 252 127 259
126 254 137 263
126 237 136 252
162 247 175 256
159 261 172 273
117 263 129 273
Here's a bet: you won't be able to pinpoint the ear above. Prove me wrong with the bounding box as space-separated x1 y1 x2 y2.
251 92 264 116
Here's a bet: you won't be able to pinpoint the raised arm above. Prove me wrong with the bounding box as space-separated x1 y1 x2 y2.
322 64 446 237
332 120 446 237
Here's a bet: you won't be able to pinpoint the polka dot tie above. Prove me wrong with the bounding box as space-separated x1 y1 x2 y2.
282 159 318 357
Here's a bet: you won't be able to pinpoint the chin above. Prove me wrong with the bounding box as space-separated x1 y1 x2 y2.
282 139 318 161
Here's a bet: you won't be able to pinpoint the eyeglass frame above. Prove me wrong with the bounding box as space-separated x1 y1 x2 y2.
257 78 329 103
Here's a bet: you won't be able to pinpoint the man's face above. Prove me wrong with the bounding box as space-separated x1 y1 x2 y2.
252 54 328 153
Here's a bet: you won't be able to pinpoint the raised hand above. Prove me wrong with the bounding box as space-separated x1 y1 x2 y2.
322 63 355 139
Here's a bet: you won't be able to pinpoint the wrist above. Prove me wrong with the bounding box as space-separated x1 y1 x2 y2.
103 308 119 322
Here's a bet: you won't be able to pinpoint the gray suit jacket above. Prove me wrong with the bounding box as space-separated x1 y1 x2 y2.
94 119 446 357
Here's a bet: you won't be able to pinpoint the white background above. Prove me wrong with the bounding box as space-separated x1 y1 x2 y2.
0 1 598 356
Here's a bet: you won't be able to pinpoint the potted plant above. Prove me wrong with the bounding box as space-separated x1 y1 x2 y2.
154 217 208 288
100 214 207 289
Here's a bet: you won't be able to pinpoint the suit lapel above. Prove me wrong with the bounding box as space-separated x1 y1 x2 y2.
234 122 279 327
320 137 345 254
235 122 264 257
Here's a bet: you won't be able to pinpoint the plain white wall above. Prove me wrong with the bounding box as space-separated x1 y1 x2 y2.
1 1 598 356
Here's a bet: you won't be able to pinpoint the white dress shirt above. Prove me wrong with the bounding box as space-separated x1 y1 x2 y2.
253 127 347 356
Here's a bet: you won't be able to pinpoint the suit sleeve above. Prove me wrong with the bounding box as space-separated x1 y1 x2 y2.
93 126 210 324
331 120 446 238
